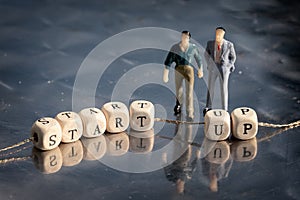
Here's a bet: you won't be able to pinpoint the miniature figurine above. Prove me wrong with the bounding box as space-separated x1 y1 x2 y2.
163 30 203 121
203 27 236 116
163 122 200 195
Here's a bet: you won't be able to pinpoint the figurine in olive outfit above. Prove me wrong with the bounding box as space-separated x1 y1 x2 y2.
203 27 236 116
163 31 203 120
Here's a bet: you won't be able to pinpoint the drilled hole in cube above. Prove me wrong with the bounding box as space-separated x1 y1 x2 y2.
33 132 38 142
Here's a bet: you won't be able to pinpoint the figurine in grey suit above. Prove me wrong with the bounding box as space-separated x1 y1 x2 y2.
203 27 236 115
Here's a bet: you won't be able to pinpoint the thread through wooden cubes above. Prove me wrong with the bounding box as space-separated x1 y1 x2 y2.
30 100 261 151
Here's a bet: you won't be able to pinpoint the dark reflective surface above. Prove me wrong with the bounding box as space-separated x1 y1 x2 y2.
0 0 299 199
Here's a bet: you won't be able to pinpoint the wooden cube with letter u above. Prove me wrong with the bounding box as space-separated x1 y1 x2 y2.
204 109 231 141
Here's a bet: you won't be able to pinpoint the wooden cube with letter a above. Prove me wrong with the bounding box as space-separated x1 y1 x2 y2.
101 102 129 133
231 107 258 140
81 135 107 160
204 109 230 141
79 107 106 138
129 100 155 131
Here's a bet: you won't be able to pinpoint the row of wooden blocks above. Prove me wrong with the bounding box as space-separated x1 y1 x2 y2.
31 98 258 151
32 133 257 174
31 100 155 150
204 107 258 141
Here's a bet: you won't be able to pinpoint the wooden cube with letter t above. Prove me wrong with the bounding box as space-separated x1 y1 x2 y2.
129 100 155 131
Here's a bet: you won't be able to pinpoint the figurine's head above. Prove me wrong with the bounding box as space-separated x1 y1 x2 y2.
181 30 191 43
215 27 226 44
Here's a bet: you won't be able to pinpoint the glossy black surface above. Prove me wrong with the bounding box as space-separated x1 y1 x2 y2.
0 0 299 199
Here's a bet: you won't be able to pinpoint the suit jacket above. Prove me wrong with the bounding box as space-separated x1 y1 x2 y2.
204 39 236 72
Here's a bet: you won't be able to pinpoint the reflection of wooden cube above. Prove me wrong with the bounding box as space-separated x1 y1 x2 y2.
59 140 83 167
81 135 107 160
130 100 155 131
231 138 257 162
105 132 129 156
55 111 83 143
78 108 106 138
204 139 230 164
101 102 129 133
204 109 230 141
231 107 258 140
31 117 62 150
129 128 154 153
32 147 62 174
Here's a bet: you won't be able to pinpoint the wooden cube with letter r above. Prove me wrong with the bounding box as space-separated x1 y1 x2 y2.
101 101 129 133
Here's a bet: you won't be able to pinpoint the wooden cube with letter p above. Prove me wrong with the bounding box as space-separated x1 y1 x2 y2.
129 100 155 131
101 102 129 133
204 109 231 141
231 107 258 140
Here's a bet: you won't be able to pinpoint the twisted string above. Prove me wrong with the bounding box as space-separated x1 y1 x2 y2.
0 138 32 153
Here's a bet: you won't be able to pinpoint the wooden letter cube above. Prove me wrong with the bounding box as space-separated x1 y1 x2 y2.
130 100 155 131
129 128 155 153
78 108 106 138
203 139 230 164
101 102 129 133
231 138 257 162
31 117 62 150
204 109 231 141
32 147 63 174
81 135 107 160
105 132 129 156
231 107 258 140
55 111 83 143
59 140 83 167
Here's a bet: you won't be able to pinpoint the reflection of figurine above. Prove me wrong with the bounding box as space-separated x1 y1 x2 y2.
203 27 236 115
163 31 203 120
163 122 200 194
201 138 233 192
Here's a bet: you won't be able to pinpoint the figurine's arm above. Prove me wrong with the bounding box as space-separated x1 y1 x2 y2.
228 43 236 72
163 46 175 83
204 41 211 64
194 47 203 78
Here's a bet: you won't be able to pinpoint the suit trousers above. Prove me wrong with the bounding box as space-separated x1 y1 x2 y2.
175 65 194 118
206 65 230 111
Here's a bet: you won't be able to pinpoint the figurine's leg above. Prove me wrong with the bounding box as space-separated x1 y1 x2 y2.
206 70 218 109
185 66 194 119
175 68 184 105
219 68 230 111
